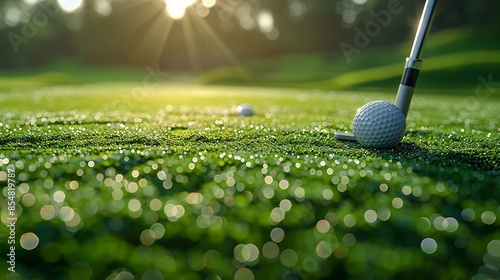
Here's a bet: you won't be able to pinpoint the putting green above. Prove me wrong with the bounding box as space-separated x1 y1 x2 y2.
0 83 499 280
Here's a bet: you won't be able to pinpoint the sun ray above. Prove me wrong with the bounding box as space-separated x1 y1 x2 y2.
212 0 239 21
182 12 201 71
128 13 174 66
111 0 155 13
111 0 167 35
191 14 250 80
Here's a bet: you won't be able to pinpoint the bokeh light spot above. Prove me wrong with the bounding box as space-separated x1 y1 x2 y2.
202 0 216 8
20 232 39 250
333 244 348 259
140 229 155 246
316 241 332 259
280 249 298 267
59 206 75 222
421 238 438 254
150 223 165 239
262 242 279 259
270 207 285 223
461 208 475 222
128 199 142 212
149 199 162 211
257 9 274 34
279 199 292 212
234 244 259 263
141 270 164 280
343 233 356 247
316 220 331 234
392 197 403 209
40 205 57 220
53 190 66 203
270 227 285 243
22 193 36 207
322 189 334 200
481 211 496 225
94 0 112 17
126 182 139 193
234 267 254 280
487 240 500 258
364 210 377 224
343 214 356 228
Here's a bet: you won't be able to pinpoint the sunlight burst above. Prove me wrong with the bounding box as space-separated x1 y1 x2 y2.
57 0 84 13
165 0 197 20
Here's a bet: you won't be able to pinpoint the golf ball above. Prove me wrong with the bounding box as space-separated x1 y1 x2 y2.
236 103 254 116
352 100 406 148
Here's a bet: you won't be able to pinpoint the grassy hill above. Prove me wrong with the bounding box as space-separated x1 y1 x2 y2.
196 28 500 93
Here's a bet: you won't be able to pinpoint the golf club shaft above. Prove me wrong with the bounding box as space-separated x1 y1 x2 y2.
395 0 437 118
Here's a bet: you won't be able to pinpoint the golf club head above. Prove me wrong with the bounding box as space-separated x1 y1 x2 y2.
334 132 356 141
335 0 437 146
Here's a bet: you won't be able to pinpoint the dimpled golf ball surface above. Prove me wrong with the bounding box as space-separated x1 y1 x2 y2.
236 103 254 116
353 100 406 148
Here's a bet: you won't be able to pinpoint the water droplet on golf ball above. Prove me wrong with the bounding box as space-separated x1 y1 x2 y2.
352 101 406 148
236 104 254 116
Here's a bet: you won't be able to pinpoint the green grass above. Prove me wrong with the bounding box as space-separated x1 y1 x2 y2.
0 83 499 280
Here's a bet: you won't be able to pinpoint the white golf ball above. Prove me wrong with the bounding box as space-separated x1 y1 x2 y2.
236 103 254 116
352 100 406 148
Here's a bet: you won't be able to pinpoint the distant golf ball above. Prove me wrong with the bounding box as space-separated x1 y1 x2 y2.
352 100 406 148
236 103 254 116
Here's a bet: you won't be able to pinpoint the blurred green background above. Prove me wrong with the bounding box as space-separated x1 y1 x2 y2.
1 0 499 91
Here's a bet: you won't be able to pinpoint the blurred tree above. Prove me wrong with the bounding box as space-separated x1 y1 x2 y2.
0 0 498 70
0 0 76 68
